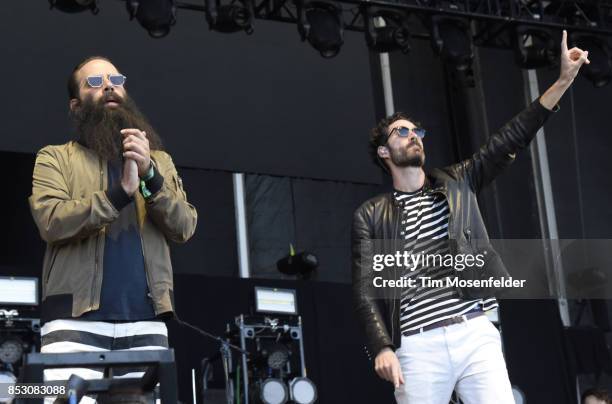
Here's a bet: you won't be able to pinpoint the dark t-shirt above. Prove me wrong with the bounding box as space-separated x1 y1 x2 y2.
81 159 155 321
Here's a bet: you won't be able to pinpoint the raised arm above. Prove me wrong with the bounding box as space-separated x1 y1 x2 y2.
451 30 589 193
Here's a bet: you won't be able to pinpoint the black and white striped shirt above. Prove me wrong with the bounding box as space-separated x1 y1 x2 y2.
394 189 498 334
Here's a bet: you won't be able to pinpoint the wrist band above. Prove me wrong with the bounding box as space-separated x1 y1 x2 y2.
140 180 153 199
140 162 155 181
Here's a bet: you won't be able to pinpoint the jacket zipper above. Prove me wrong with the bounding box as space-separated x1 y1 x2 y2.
136 196 154 313
390 197 401 347
90 158 103 309
138 229 154 315
45 247 59 285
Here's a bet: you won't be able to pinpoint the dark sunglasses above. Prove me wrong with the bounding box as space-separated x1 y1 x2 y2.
388 126 427 141
86 74 127 88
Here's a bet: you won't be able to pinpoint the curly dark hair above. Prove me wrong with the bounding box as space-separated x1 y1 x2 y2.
582 388 611 404
369 111 420 169
67 55 113 100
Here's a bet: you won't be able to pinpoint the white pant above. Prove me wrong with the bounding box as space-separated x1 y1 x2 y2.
394 315 515 404
41 319 169 404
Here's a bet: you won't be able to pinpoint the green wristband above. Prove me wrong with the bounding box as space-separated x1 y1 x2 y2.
140 180 152 199
140 162 155 181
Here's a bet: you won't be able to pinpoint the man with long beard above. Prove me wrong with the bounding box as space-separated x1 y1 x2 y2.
29 56 197 402
352 31 588 403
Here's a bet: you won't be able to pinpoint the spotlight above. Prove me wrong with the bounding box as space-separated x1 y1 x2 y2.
544 1 600 28
364 8 411 54
0 371 16 403
570 33 612 87
126 0 177 38
48 0 98 14
260 378 288 404
276 251 318 279
264 343 290 370
289 377 317 404
297 1 344 58
514 27 557 69
0 339 23 365
430 16 473 71
205 0 255 34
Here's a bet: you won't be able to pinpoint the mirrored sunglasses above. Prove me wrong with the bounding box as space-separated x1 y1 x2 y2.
86 74 127 88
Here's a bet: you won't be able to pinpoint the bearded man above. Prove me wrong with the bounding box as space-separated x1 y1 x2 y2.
29 56 197 402
352 31 589 403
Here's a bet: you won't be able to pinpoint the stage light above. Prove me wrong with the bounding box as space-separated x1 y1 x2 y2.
297 1 344 58
260 378 288 404
430 16 473 71
364 8 411 54
514 27 557 69
570 33 612 87
265 343 290 370
276 251 319 279
0 371 16 403
0 339 23 365
48 0 98 14
289 377 317 404
205 0 254 34
126 0 177 38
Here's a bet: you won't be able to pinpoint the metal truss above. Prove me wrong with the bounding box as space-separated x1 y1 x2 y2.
154 0 612 47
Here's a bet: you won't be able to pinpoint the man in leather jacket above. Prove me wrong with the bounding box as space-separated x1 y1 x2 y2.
352 31 588 403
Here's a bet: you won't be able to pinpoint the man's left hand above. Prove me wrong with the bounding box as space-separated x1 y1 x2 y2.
121 128 151 178
559 29 590 84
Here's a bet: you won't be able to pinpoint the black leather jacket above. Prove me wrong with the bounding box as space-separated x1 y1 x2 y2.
351 99 556 359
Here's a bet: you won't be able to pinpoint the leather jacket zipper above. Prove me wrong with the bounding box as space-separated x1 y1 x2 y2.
390 198 401 347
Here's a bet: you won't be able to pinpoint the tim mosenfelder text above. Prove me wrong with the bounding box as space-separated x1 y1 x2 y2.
370 251 526 289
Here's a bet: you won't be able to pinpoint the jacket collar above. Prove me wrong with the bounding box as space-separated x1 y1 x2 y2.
388 170 446 205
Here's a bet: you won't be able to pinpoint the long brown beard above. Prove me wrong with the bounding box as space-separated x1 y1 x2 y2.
70 92 163 160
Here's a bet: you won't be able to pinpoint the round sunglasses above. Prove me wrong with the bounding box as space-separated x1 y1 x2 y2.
85 74 127 88
387 126 427 141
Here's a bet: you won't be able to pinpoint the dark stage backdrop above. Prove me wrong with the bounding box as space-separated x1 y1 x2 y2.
169 274 393 404
534 68 612 240
0 2 380 184
245 174 384 283
389 39 458 170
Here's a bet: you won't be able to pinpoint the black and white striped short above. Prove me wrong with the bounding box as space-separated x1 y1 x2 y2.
41 319 169 404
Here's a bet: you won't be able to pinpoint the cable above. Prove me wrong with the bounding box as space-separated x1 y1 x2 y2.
173 315 250 355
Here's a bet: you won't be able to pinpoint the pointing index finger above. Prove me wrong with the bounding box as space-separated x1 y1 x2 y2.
561 30 568 53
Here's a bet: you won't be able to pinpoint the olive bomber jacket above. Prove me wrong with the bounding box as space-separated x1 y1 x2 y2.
29 141 197 323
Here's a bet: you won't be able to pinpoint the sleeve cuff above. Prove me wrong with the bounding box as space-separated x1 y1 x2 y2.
535 98 560 113
144 164 164 196
105 183 132 211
